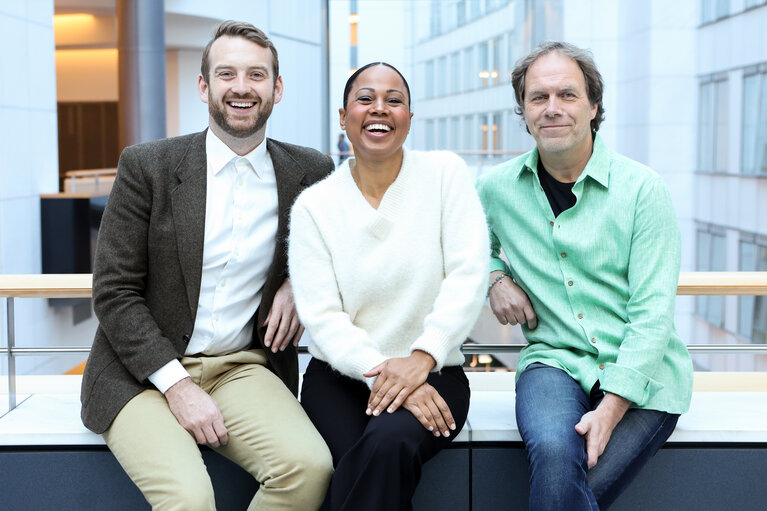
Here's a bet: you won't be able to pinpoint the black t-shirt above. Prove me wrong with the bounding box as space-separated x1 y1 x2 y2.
538 158 576 217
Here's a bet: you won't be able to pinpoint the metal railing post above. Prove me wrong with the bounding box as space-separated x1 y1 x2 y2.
6 297 16 411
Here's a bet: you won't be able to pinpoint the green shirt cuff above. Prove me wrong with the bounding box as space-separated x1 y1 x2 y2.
489 257 511 275
600 363 664 407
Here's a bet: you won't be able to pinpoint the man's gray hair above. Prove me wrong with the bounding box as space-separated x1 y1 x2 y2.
511 41 605 132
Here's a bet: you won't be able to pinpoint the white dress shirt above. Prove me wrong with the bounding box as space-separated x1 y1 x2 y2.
148 129 279 393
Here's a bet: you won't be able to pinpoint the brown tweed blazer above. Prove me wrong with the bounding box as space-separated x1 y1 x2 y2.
80 130 333 434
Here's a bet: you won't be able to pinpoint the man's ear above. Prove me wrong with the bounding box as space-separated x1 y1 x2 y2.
198 74 209 104
273 75 284 104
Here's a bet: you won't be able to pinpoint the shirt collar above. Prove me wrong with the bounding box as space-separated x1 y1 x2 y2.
515 132 610 189
206 129 268 178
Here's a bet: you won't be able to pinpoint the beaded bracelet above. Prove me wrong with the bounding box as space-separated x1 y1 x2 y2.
487 273 508 296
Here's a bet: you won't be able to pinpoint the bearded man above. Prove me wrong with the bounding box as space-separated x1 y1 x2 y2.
80 21 333 510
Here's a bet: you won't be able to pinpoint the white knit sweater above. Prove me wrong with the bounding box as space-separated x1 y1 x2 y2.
288 149 489 386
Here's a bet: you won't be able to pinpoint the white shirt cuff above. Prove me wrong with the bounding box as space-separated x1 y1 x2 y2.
147 359 190 394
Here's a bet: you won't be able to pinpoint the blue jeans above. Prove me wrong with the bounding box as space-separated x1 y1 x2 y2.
515 363 679 510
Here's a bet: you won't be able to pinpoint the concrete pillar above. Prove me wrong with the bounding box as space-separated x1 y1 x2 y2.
117 0 166 149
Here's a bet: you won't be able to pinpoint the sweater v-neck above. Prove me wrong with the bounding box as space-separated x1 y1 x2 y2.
343 149 411 239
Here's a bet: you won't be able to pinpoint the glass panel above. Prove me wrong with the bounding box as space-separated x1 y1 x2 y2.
696 230 710 318
754 246 767 344
438 117 448 149
715 80 729 172
437 56 448 97
450 52 461 95
739 241 757 337
492 37 501 85
463 115 474 151
706 234 726 327
698 82 714 172
479 42 489 88
480 114 490 152
425 60 435 99
425 119 435 150
758 72 767 175
492 112 503 152
463 47 474 92
742 74 759 174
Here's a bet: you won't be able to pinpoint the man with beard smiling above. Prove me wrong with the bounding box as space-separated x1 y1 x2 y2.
80 21 333 510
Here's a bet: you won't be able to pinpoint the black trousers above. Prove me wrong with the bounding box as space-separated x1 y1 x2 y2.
301 358 470 511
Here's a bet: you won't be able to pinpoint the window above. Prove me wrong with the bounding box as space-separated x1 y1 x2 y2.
450 116 461 150
741 69 767 175
425 119 435 150
479 42 489 88
449 52 460 95
491 37 501 85
480 113 490 152
463 47 474 92
492 112 503 153
701 0 730 23
696 227 726 327
437 56 448 97
438 118 448 149
507 31 515 81
425 60 435 99
698 78 728 172
463 115 474 151
739 238 767 343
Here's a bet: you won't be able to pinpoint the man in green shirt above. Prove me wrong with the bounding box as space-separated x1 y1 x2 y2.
476 42 693 510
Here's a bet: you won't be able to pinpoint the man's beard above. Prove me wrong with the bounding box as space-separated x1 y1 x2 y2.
209 92 274 138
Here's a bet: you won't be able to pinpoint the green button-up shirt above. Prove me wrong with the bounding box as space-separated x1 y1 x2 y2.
476 134 693 414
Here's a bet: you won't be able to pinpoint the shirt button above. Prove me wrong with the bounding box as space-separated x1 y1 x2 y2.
568 280 573 286
549 221 554 226
599 363 605 370
561 252 566 258
591 337 597 344
577 313 583 319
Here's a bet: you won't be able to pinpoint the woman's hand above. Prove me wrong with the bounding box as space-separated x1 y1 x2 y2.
363 350 436 416
402 382 456 437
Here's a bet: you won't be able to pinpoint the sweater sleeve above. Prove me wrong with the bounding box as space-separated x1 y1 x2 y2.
289 198 388 386
409 154 490 369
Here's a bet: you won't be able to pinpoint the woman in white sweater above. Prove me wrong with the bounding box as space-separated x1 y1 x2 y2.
288 62 489 511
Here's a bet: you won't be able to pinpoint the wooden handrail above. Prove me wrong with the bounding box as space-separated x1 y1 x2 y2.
2 272 767 299
64 168 117 178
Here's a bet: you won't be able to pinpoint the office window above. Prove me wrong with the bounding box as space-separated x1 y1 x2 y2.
456 0 466 25
492 112 502 153
701 0 730 23
463 115 474 151
463 47 474 92
449 52 460 95
507 31 515 81
698 79 728 172
430 0 442 36
425 119 435 150
739 239 767 343
480 113 490 152
479 42 489 88
425 60 435 99
742 70 767 175
696 228 726 327
491 37 501 85
437 55 448 97
450 116 460 150
469 0 481 20
745 0 767 8
438 118 448 149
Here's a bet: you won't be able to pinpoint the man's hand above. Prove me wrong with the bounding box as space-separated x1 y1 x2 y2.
363 350 436 416
574 393 631 468
488 270 538 329
264 278 304 353
164 377 228 447
402 382 456 437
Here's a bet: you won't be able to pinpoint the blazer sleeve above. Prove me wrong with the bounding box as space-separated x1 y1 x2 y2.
91 146 181 383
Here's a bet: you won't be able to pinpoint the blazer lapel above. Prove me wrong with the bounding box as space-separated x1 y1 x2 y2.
171 131 207 315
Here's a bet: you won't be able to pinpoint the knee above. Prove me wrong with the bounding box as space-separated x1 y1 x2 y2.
277 441 334 487
527 433 585 470
152 478 216 511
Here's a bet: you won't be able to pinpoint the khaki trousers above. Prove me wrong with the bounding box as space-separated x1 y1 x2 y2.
103 349 332 511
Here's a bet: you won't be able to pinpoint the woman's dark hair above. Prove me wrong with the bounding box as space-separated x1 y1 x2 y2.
342 62 411 110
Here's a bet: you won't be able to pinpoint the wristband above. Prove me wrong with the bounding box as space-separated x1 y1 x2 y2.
487 273 508 296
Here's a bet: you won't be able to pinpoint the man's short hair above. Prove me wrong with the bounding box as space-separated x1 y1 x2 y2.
200 20 279 83
511 41 605 132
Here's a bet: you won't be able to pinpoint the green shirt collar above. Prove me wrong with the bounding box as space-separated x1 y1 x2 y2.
515 132 610 189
